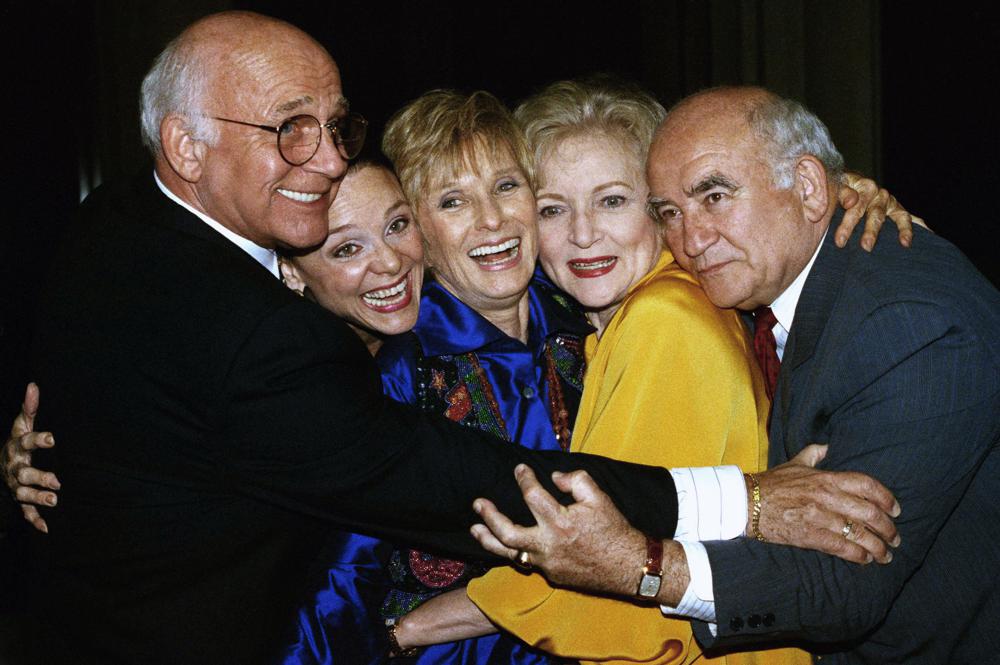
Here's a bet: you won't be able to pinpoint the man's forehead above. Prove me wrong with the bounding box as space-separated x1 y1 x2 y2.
210 33 344 116
651 126 754 187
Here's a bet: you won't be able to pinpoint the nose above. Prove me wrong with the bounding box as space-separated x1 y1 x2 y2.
303 126 349 180
476 198 505 232
373 241 403 275
568 209 598 248
682 211 720 259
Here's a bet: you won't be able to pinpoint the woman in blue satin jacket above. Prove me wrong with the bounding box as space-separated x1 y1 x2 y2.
281 90 589 665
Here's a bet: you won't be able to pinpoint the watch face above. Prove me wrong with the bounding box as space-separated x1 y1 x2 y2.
638 573 662 598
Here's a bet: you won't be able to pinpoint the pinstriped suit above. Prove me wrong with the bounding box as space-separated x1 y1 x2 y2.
694 218 1000 664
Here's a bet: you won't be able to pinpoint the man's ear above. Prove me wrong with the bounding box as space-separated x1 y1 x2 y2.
161 115 207 183
278 258 306 295
794 155 830 223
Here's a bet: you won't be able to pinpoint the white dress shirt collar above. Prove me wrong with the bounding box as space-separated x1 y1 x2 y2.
153 172 280 279
768 229 827 360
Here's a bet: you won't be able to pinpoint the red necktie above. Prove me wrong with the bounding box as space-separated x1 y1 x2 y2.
753 306 781 402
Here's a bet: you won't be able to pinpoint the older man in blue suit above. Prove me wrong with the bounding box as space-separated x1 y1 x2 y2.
471 87 999 664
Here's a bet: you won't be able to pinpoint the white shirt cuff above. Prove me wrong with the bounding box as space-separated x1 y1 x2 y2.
660 541 716 625
669 465 748 541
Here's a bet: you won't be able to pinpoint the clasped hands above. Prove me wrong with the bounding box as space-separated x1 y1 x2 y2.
470 444 901 602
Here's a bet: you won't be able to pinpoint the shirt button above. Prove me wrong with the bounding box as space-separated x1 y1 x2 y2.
748 614 762 628
729 616 744 631
763 613 775 627
522 386 536 399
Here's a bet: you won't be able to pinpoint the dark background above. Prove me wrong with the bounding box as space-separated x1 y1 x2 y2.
1 1 997 656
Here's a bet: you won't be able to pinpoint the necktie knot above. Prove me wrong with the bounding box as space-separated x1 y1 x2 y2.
753 306 778 332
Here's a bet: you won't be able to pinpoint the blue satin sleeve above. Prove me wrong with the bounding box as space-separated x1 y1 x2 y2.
279 531 392 665
377 333 419 405
415 634 558 664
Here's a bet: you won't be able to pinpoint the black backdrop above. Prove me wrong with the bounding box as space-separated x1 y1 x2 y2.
1 4 998 648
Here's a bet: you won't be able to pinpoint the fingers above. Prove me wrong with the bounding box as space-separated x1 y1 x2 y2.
834 193 863 247
15 482 57 507
827 485 900 549
847 523 892 564
472 497 529 552
807 524 876 565
22 505 49 534
514 464 562 524
810 507 893 564
860 190 889 252
19 383 40 430
827 470 901 518
470 523 517 560
17 465 60 492
11 383 40 437
789 443 828 467
16 431 54 453
552 469 603 505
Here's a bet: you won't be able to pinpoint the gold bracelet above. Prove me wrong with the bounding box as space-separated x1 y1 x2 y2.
385 617 420 658
746 472 766 542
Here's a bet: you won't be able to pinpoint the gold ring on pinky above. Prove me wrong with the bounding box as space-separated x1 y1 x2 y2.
513 549 532 570
841 520 855 539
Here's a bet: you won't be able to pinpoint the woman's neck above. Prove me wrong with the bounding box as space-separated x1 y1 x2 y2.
479 291 532 344
587 307 619 340
349 324 384 357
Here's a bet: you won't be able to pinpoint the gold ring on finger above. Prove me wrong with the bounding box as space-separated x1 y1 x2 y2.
513 549 532 570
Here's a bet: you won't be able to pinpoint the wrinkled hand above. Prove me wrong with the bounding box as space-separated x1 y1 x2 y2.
755 444 900 565
837 172 928 251
471 464 648 598
3 383 58 533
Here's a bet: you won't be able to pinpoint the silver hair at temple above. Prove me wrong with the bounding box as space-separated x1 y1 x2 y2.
139 33 217 156
747 95 845 188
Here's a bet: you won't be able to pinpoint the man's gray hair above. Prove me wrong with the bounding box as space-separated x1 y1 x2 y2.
140 33 217 156
746 95 845 188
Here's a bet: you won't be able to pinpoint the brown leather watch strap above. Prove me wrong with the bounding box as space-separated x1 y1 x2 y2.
644 534 663 576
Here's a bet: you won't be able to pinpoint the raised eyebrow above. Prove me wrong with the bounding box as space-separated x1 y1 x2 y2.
687 174 740 196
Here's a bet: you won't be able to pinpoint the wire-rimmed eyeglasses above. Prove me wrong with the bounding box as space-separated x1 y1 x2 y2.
213 113 368 165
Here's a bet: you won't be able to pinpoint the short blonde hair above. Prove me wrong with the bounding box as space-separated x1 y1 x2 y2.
514 78 666 179
382 89 533 206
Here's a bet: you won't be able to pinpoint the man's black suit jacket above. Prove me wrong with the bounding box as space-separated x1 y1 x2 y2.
695 219 1000 663
26 174 678 664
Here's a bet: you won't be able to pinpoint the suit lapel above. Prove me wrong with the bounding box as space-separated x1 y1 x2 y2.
772 210 849 450
124 170 278 278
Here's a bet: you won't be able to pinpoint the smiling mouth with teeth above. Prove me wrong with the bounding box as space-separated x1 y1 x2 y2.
361 274 411 311
277 188 324 203
567 256 618 278
468 238 521 269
